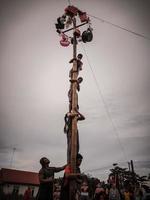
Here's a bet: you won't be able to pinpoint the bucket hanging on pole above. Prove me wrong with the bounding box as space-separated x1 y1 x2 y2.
60 34 70 47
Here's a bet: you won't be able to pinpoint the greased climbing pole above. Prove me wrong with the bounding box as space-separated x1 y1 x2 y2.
70 17 78 173
55 5 93 199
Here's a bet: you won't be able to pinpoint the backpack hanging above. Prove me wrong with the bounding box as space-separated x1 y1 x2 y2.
82 28 93 43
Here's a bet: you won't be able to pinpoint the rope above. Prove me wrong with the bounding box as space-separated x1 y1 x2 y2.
88 14 150 41
81 44 128 162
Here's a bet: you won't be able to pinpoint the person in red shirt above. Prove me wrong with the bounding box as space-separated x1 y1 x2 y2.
23 187 32 200
60 153 83 200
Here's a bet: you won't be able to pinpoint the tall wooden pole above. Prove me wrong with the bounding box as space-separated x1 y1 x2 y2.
69 17 79 200
70 17 78 173
55 7 93 199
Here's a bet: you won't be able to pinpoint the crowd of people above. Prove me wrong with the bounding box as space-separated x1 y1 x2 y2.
52 179 146 200
35 155 148 200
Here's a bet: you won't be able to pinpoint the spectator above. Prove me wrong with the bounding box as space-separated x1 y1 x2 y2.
109 184 120 200
23 187 32 200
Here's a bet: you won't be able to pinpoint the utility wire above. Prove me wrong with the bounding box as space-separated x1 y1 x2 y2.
85 160 150 174
81 44 128 162
89 14 150 41
84 165 112 173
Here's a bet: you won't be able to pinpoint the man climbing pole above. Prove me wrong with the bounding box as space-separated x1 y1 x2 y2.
64 109 85 163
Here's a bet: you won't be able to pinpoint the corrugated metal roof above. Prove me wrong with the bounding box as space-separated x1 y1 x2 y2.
0 168 39 185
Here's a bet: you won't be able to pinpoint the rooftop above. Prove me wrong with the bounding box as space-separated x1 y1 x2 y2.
0 168 39 185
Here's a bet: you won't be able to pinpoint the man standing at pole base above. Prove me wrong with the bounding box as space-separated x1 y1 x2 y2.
36 157 66 200
60 153 83 200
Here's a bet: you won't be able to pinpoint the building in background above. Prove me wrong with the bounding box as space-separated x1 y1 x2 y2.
0 168 39 199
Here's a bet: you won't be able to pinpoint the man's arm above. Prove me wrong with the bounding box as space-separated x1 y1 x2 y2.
77 110 85 121
54 165 67 173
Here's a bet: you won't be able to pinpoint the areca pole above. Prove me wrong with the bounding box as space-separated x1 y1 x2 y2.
70 17 78 173
55 6 93 199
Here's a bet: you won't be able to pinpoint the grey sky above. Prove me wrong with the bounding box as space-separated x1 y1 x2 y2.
0 0 150 180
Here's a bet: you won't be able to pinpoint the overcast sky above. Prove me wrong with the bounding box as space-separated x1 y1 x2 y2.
0 0 150 180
